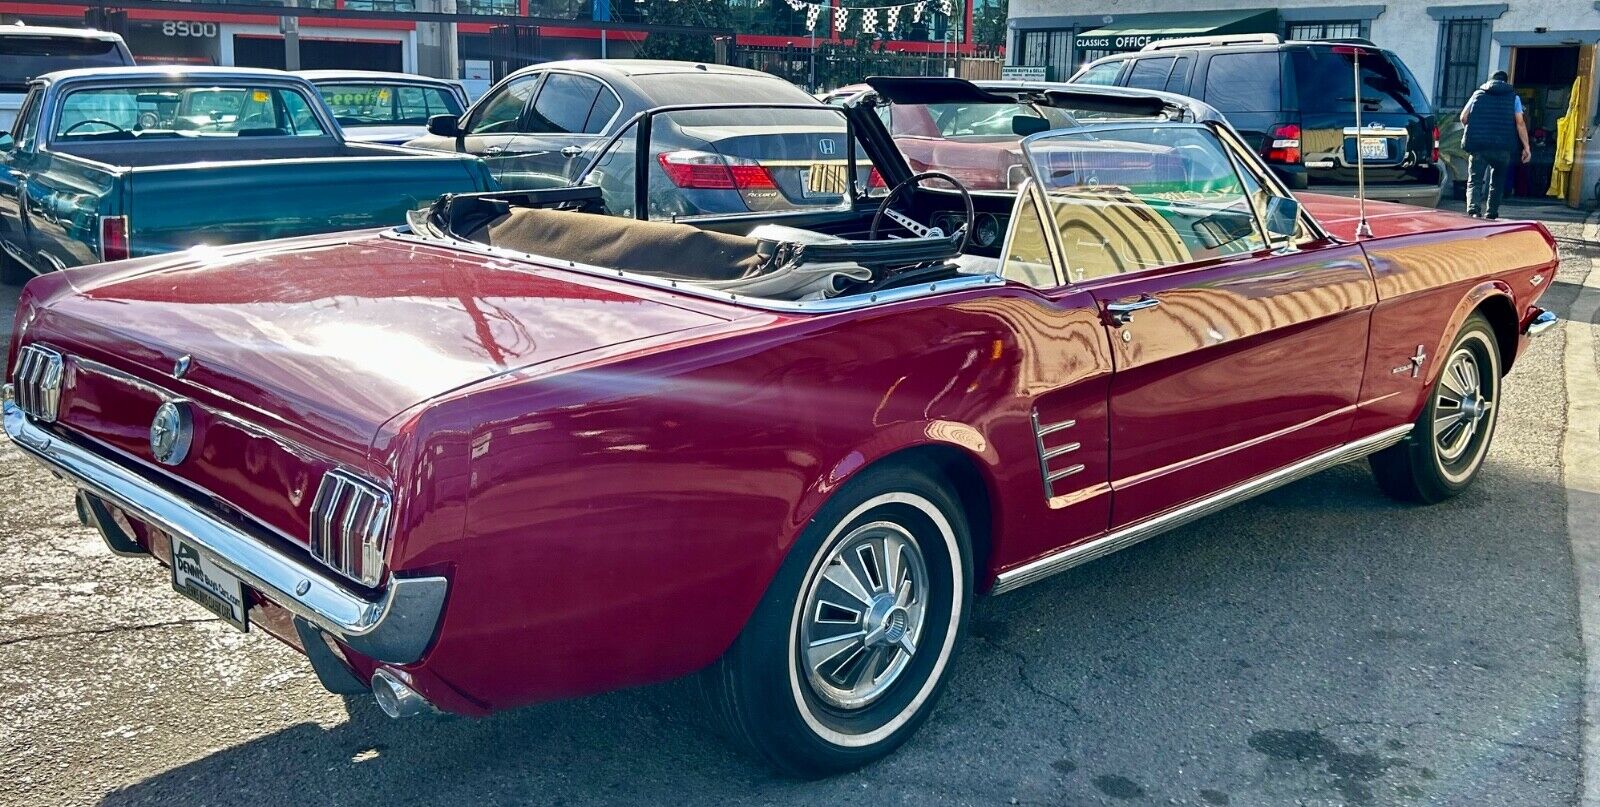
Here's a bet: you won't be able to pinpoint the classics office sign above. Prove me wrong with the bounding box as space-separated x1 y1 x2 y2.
1074 33 1175 52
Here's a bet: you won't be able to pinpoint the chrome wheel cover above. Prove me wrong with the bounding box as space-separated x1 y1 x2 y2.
1433 346 1493 463
797 520 929 711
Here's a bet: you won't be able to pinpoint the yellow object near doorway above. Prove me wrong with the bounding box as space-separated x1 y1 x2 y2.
1549 75 1585 200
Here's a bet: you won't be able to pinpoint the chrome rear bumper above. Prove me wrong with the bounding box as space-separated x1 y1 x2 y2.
3 400 446 664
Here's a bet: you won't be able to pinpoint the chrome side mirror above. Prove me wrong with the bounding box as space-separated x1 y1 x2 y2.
1264 196 1301 245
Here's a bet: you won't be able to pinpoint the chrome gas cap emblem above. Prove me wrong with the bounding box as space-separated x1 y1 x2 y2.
149 400 195 466
173 354 193 379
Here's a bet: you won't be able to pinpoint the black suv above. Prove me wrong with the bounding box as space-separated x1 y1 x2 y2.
1072 36 1443 207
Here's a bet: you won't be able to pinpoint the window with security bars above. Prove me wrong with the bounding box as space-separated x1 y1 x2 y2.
1286 21 1365 40
1018 29 1072 80
1438 18 1488 110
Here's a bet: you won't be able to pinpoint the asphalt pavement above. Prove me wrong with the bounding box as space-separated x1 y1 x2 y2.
0 200 1594 806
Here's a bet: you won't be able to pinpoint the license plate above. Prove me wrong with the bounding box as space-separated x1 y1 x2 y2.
1357 136 1389 160
803 162 848 197
171 536 248 632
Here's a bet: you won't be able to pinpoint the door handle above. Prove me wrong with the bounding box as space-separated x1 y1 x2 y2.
560 145 584 158
1105 295 1161 325
483 145 504 155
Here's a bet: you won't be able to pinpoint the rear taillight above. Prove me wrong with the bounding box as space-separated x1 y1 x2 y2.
1265 123 1301 165
657 150 776 190
868 167 887 188
99 215 129 262
1432 126 1440 163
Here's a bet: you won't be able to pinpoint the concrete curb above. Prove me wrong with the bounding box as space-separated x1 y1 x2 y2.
1569 211 1600 807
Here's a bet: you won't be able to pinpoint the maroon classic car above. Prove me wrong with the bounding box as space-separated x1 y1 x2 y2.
5 78 1559 775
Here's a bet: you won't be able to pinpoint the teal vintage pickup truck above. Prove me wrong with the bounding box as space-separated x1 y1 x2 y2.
0 66 495 279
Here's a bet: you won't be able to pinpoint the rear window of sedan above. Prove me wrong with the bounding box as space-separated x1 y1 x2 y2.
316 83 463 127
631 74 818 106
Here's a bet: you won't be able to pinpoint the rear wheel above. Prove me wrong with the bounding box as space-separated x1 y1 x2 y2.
703 463 972 776
1370 313 1502 503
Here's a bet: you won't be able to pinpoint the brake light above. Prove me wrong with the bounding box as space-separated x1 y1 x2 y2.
868 168 887 188
99 215 129 262
1265 123 1301 164
657 150 776 190
1432 126 1440 163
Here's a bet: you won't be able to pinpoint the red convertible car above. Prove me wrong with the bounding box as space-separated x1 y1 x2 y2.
5 78 1558 775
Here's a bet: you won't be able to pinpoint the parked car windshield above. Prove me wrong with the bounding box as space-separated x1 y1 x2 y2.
0 36 127 92
52 84 329 140
315 82 463 127
1018 124 1266 283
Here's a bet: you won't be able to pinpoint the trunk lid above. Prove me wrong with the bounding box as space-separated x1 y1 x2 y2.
32 232 729 452
23 232 732 546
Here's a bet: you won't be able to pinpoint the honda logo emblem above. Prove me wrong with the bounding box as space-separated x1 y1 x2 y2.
818 138 837 156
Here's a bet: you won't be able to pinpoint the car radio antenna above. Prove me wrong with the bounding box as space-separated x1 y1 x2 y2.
1344 45 1374 238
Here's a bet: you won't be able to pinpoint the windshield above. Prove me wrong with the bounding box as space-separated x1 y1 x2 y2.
0 36 128 91
53 84 329 141
316 82 463 127
1020 124 1266 282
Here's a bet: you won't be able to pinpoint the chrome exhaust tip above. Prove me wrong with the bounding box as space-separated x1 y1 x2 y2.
371 668 432 719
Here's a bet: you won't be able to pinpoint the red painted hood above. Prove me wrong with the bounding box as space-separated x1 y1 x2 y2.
24 232 730 454
1298 192 1479 241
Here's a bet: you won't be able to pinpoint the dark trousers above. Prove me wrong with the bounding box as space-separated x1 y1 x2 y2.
1466 150 1513 217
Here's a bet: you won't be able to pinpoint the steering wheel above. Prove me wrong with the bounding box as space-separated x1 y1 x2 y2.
869 171 975 251
62 119 129 136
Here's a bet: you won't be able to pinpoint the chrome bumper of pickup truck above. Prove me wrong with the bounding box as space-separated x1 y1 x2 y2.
3 400 446 664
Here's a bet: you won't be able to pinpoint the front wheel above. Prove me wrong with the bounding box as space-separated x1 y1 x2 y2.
1370 312 1502 503
703 463 972 776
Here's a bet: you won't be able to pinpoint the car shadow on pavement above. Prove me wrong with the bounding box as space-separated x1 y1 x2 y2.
96 455 1582 806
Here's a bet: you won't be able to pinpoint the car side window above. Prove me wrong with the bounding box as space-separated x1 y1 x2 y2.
527 73 601 135
1125 57 1175 91
1025 125 1267 283
1202 52 1281 113
469 75 539 135
11 89 41 145
1164 56 1191 93
1075 62 1124 86
584 87 621 135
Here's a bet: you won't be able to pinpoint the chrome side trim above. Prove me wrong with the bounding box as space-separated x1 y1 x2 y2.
992 424 1414 595
1035 418 1077 437
1046 463 1085 482
3 401 446 664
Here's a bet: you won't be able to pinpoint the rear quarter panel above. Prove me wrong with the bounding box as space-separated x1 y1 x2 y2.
23 152 123 270
390 285 1110 710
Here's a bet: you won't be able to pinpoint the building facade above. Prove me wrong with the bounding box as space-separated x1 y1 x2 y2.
1008 0 1600 205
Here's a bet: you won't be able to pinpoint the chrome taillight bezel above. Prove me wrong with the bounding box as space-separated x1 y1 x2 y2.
11 344 65 422
308 469 393 587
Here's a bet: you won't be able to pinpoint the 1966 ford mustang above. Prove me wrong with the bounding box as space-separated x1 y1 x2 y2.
5 77 1560 775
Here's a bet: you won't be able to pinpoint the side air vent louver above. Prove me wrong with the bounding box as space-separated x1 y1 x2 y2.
11 344 65 423
309 469 393 587
1031 409 1083 504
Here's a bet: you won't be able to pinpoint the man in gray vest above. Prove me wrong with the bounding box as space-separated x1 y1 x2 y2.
1459 70 1531 219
